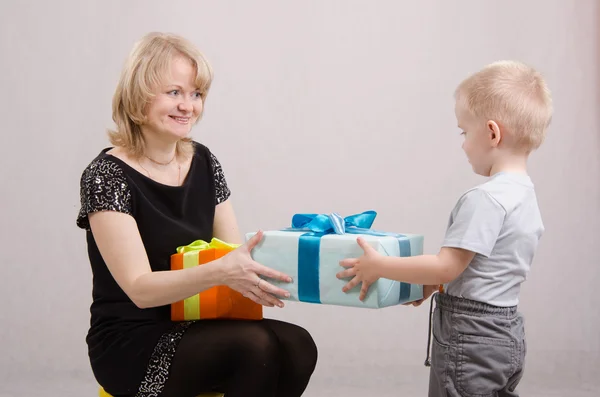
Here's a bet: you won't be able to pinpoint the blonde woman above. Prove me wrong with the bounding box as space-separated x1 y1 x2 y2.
76 32 317 397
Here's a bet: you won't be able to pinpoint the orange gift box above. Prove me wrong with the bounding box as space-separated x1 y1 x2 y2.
170 238 263 321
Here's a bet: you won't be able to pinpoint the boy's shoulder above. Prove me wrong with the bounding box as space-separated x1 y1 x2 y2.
451 185 506 221
456 172 537 214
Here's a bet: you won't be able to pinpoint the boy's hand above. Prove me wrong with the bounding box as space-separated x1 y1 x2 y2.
404 284 439 307
337 236 383 301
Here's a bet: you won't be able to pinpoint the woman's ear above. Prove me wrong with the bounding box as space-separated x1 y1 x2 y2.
487 120 502 147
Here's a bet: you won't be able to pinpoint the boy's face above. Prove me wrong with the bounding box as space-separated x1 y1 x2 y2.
454 100 494 176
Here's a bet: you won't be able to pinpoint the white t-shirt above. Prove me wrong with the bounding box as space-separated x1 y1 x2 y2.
442 172 544 307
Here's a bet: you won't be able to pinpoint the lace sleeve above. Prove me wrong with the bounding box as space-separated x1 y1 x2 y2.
210 152 231 205
76 158 132 231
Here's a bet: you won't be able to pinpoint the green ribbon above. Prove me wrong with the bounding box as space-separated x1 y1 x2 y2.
176 237 241 254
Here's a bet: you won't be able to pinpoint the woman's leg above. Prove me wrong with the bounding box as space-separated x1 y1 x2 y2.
262 319 318 397
160 320 281 397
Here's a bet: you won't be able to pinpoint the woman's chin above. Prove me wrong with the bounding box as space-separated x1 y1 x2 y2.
141 125 193 143
165 128 192 141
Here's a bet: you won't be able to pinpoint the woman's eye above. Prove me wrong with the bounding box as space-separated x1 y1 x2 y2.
193 92 202 98
168 90 179 95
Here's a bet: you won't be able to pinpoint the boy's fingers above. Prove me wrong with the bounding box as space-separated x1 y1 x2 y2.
339 258 358 268
336 268 356 279
403 299 423 306
359 281 371 301
342 277 360 293
356 237 374 253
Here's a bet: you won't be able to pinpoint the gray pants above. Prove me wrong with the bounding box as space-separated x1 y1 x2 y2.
427 293 526 397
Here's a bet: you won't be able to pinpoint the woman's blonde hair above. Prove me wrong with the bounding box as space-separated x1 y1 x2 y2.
455 60 553 152
108 32 214 159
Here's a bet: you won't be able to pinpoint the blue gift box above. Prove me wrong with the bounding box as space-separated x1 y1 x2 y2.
245 211 424 308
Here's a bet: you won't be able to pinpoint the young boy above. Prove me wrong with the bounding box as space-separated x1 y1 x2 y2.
337 60 553 396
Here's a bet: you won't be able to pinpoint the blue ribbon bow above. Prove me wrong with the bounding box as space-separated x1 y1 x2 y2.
284 210 412 304
289 210 377 234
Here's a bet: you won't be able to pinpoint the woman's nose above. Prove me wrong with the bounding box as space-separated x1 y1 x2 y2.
178 98 193 113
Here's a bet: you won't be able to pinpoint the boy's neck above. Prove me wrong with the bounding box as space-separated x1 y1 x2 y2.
489 151 529 177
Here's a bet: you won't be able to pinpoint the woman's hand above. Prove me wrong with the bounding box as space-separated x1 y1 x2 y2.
220 230 292 307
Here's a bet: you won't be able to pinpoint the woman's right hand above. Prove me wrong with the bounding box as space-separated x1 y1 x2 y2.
220 230 292 307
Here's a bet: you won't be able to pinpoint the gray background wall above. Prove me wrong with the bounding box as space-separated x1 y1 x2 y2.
1 1 598 396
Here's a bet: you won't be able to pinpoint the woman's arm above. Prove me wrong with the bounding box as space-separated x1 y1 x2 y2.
89 209 292 309
89 211 225 309
212 199 242 244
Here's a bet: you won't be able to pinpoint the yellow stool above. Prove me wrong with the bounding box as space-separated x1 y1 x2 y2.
99 386 223 397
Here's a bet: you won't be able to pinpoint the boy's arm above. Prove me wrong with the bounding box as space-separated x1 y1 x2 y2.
378 246 475 285
337 237 475 298
338 188 505 301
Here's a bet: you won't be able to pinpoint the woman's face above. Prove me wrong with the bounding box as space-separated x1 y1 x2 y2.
142 56 204 142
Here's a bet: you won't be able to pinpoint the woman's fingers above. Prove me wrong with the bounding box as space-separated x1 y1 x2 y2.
242 289 275 307
222 246 293 303
244 230 264 252
238 278 289 307
254 284 285 307
256 278 290 299
252 262 293 284
243 288 283 308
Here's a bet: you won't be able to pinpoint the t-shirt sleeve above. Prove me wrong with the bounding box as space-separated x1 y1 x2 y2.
76 158 133 231
442 188 506 257
210 151 231 205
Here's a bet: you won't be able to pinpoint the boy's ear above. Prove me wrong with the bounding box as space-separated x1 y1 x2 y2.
487 120 502 147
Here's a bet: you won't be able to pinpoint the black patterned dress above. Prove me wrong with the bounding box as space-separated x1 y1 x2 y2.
76 142 231 396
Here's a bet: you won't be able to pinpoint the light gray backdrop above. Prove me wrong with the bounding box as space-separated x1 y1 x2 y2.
1 1 598 396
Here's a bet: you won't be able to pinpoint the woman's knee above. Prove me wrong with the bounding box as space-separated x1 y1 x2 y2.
266 320 318 374
236 320 318 376
266 322 318 396
290 325 318 374
236 322 281 365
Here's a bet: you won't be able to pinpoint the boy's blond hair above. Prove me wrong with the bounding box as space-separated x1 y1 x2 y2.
455 60 553 152
108 32 214 159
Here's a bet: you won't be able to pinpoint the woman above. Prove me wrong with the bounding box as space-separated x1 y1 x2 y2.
76 32 318 397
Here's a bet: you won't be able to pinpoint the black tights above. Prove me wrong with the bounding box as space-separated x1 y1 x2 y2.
159 319 318 397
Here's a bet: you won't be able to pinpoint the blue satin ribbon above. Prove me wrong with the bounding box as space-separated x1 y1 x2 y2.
284 211 412 303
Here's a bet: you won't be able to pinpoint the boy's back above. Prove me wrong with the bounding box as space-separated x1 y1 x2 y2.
443 171 544 307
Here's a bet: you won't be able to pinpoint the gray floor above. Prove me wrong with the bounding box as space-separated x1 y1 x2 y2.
0 371 595 397
1 350 597 397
